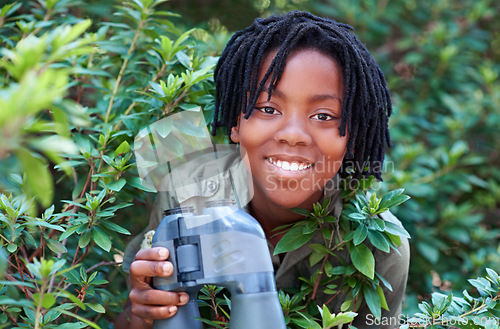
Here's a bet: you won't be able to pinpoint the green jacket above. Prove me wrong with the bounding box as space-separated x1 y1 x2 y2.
124 147 410 329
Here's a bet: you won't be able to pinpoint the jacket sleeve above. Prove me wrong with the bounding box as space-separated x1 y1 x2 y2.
122 190 174 274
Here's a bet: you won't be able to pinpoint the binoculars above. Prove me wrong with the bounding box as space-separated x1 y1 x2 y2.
152 200 286 329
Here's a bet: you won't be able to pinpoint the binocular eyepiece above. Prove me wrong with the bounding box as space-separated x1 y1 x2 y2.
152 201 286 329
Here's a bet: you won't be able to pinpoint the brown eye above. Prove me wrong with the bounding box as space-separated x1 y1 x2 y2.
258 107 278 115
312 113 335 121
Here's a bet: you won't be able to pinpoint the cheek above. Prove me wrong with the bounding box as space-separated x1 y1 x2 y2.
317 140 348 172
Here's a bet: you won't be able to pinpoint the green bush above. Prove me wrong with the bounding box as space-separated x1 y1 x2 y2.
304 0 500 313
0 0 499 328
0 0 216 327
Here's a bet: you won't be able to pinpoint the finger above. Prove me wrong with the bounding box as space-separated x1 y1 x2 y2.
134 247 170 261
130 260 173 281
130 288 189 307
131 304 178 320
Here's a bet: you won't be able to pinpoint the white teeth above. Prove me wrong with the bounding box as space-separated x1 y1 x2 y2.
267 158 311 171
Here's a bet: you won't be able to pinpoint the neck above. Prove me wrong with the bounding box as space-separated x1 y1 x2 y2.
248 197 310 246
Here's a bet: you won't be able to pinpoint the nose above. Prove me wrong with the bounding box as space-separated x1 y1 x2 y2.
274 116 312 146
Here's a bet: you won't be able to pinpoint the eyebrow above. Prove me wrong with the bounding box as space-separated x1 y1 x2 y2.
267 89 342 103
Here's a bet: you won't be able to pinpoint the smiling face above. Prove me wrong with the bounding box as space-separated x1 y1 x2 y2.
230 49 348 220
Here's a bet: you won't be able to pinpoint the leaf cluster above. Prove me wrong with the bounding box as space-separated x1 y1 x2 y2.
0 0 221 327
271 177 411 328
305 0 500 317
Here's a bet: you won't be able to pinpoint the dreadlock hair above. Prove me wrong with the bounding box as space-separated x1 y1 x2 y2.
211 11 392 181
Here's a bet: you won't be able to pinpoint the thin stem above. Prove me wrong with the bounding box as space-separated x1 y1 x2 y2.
72 245 80 266
162 88 188 116
81 157 95 198
76 47 96 104
34 278 48 329
74 246 90 265
104 19 146 123
14 253 30 299
112 62 167 132
86 260 120 274
1 305 19 324
324 290 342 306
310 254 329 301
26 8 52 38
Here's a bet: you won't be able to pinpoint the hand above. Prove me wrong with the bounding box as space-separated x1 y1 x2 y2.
128 247 189 324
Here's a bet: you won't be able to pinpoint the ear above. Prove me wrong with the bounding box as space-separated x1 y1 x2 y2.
230 126 240 143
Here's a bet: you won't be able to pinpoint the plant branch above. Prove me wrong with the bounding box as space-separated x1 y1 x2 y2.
310 254 329 301
1 305 19 324
34 278 48 329
14 253 30 299
86 260 120 274
104 19 146 123
112 62 168 132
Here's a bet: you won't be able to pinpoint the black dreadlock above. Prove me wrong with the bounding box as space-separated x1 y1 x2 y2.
211 11 392 181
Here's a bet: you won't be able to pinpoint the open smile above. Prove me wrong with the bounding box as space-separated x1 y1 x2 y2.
266 157 312 171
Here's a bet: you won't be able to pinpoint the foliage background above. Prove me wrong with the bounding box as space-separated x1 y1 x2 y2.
0 0 498 327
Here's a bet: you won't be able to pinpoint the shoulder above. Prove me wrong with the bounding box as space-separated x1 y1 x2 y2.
158 145 252 212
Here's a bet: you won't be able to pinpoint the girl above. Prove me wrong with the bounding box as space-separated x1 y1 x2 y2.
117 11 410 329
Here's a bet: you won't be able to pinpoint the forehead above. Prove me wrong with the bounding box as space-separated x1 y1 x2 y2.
257 48 344 90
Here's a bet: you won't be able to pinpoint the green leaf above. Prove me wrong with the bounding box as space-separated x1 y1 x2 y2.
108 179 126 192
348 212 367 221
340 300 352 312
0 2 22 17
379 188 404 208
0 298 32 307
385 232 401 247
114 140 130 158
376 272 393 292
176 51 192 68
384 194 410 210
416 242 439 264
291 207 313 217
92 226 112 252
79 229 91 248
383 221 411 239
46 239 67 254
303 221 318 234
34 293 56 309
353 225 368 245
376 284 389 311
274 224 315 255
56 309 100 329
86 303 105 313
486 268 500 286
370 217 386 231
100 220 131 235
42 293 56 309
26 220 65 232
363 286 381 319
7 244 17 253
296 311 322 329
329 266 346 276
16 148 53 207
325 312 358 328
321 304 333 328
309 250 325 267
59 225 80 241
349 243 375 279
367 230 390 253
